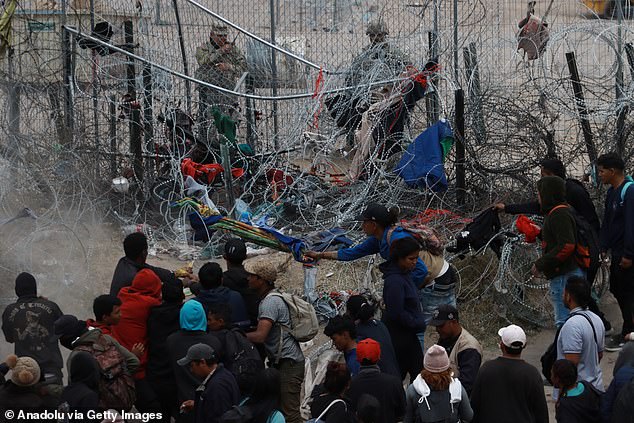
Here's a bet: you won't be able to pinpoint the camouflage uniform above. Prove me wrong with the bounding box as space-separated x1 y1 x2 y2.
194 27 246 147
195 41 247 114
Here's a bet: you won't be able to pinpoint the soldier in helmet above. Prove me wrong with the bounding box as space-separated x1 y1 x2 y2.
346 21 411 90
195 23 247 146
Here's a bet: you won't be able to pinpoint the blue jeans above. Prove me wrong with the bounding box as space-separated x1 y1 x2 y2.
549 267 585 327
416 283 457 350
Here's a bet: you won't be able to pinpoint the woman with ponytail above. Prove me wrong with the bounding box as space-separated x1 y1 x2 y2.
305 203 429 289
551 359 601 423
346 295 400 378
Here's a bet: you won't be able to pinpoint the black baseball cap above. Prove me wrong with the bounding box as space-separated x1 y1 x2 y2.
429 304 459 326
355 203 390 222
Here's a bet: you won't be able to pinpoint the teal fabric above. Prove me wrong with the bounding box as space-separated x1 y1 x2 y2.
179 300 207 331
566 382 585 398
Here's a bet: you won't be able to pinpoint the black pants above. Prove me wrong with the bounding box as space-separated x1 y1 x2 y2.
386 323 422 383
146 375 179 423
134 378 162 414
609 261 634 337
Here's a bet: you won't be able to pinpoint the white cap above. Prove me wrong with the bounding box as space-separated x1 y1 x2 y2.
498 324 527 347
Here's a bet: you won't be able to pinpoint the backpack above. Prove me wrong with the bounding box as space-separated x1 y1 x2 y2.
74 334 136 411
620 176 634 206
540 311 598 383
548 205 600 270
220 404 253 423
267 290 319 343
224 328 264 392
396 220 445 256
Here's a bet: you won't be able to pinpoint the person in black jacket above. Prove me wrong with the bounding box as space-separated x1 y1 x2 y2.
310 361 355 423
552 359 601 423
598 153 634 352
177 343 239 423
222 238 260 327
167 300 222 423
194 262 250 330
1 272 64 388
380 237 426 382
345 295 400 378
147 280 185 423
110 232 185 296
346 338 406 423
59 351 101 420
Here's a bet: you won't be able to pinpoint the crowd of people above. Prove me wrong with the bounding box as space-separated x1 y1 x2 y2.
0 153 632 423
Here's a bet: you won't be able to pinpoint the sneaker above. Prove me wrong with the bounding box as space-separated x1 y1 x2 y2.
605 335 625 352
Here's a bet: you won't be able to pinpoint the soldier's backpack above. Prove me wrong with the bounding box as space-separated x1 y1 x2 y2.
74 333 136 411
224 328 264 392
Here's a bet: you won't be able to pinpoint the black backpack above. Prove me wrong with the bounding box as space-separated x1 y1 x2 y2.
224 328 264 392
547 205 599 270
540 311 598 383
219 404 253 423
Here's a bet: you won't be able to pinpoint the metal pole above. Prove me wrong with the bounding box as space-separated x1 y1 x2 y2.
463 43 486 144
155 0 161 25
566 51 598 165
615 0 627 156
109 95 117 177
270 0 280 149
124 21 144 187
62 29 74 141
245 75 258 149
426 32 440 125
453 0 459 85
172 0 192 115
90 0 100 177
143 64 155 174
220 142 236 215
625 43 634 81
455 89 466 206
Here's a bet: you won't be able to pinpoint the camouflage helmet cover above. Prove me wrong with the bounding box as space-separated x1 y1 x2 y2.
210 23 229 36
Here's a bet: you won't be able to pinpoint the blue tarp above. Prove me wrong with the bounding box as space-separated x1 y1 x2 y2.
394 120 453 192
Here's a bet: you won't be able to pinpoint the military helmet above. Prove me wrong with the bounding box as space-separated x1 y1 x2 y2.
366 21 388 36
210 23 229 36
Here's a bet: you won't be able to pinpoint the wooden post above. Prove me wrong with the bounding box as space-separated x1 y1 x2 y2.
566 51 598 165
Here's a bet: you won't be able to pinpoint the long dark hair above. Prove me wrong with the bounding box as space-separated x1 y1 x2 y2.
553 359 577 403
248 368 282 421
346 295 377 323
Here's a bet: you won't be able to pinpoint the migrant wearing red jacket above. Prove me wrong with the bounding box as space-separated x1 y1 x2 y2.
112 268 162 379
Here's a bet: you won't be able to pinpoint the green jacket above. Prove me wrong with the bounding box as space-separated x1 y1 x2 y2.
534 176 578 279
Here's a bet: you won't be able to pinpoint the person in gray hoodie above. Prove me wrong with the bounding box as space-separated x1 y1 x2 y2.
404 345 472 423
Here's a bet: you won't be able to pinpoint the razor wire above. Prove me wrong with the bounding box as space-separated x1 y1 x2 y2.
0 0 632 328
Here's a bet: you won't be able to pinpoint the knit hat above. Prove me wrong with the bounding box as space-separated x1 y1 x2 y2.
356 338 381 365
423 345 450 373
6 354 41 387
15 272 37 297
245 262 277 285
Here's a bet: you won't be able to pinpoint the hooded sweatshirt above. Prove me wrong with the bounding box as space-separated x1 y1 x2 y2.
1 273 64 380
404 375 472 423
146 282 183 385
535 176 579 279
194 286 250 329
380 261 426 332
166 300 223 404
60 351 100 416
112 269 162 379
